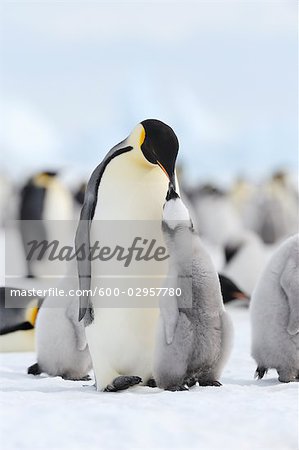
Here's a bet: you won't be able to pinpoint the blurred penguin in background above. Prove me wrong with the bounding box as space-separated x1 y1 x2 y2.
186 182 277 295
19 171 74 277
250 234 299 382
73 182 86 207
243 171 299 244
0 287 42 352
185 184 240 271
221 230 272 295
0 173 15 227
218 274 249 305
72 181 87 220
229 177 257 230
187 184 242 249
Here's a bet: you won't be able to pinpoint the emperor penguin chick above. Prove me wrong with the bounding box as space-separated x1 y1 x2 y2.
28 278 92 381
153 187 233 391
250 234 299 382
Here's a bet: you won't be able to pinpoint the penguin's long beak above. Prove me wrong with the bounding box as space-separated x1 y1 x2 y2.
157 161 176 190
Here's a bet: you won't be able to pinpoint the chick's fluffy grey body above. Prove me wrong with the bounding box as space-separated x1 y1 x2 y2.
153 197 233 390
250 234 299 382
30 277 92 380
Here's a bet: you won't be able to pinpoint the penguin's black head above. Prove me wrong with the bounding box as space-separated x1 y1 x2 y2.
140 119 179 189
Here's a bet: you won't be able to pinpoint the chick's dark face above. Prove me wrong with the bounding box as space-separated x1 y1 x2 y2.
140 119 179 189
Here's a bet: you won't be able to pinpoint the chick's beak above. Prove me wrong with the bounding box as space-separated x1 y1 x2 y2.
233 291 248 300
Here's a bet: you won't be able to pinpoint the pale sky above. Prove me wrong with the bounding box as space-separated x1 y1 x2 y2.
1 0 298 184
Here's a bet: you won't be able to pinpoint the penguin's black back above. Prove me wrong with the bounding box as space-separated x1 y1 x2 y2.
20 180 46 220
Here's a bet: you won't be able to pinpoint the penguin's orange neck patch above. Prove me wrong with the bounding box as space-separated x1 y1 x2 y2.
157 161 169 179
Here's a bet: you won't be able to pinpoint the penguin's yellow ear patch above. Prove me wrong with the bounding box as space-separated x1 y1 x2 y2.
139 127 146 147
26 307 39 327
34 173 52 188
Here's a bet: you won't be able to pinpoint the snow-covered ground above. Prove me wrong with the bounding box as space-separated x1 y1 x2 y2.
0 305 297 450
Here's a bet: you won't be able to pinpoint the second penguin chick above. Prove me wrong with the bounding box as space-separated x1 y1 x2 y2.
153 187 233 391
250 234 299 382
28 278 92 381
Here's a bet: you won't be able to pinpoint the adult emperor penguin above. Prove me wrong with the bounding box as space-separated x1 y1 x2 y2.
19 171 74 277
153 186 233 390
76 119 179 391
250 234 299 382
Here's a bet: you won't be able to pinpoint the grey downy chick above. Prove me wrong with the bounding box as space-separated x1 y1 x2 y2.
153 186 233 391
250 234 299 382
28 276 92 381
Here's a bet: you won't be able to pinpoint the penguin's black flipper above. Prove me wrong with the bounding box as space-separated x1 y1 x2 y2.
0 321 34 335
75 142 132 323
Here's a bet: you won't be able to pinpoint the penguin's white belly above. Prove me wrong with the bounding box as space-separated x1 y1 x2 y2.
86 307 159 386
87 154 170 388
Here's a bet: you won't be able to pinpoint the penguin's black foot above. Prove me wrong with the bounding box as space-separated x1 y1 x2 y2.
80 374 92 381
277 369 296 383
62 374 92 381
147 378 157 388
278 375 293 383
27 363 41 376
166 385 188 392
104 376 142 392
198 380 222 387
184 376 197 388
255 366 268 379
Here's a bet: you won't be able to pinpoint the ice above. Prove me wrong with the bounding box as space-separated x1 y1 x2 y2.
0 306 297 449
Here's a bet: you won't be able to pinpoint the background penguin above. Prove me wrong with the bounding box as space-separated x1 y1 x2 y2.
186 183 242 249
76 119 179 392
19 171 74 277
221 230 271 295
153 186 233 391
250 234 299 382
73 181 87 208
218 274 249 304
246 171 299 245
0 173 14 227
27 277 92 380
0 287 42 352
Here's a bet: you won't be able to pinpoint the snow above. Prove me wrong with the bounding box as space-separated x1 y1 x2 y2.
0 306 297 450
